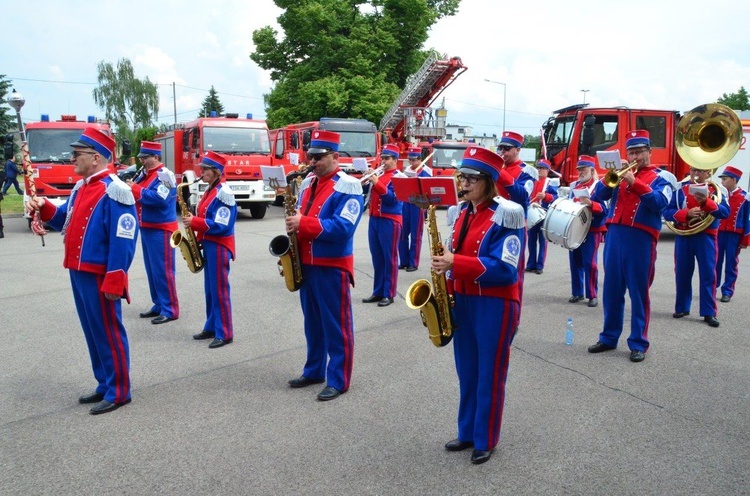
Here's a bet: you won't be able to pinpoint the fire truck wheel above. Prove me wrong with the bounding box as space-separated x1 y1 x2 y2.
249 203 268 219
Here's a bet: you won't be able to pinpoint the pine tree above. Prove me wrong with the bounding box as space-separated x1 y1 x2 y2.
199 86 225 117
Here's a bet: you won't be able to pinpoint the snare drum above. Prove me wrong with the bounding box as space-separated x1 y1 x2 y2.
542 198 592 250
527 203 546 228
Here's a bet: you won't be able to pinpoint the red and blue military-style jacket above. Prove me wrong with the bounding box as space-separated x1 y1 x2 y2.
190 181 237 259
496 159 537 213
592 165 675 240
130 164 178 231
570 178 608 233
297 170 363 282
40 170 138 297
449 197 526 302
368 168 402 223
718 187 750 246
663 180 729 236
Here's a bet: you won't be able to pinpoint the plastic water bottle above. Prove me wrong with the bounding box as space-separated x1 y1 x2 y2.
565 318 574 346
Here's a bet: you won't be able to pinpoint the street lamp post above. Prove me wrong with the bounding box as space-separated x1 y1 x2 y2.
484 79 507 133
581 89 590 105
7 88 26 141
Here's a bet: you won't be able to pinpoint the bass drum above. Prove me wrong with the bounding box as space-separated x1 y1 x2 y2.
542 198 592 250
527 203 546 228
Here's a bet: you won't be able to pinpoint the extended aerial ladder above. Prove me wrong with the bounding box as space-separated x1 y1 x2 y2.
379 52 467 145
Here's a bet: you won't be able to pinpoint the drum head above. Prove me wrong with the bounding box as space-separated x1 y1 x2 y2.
542 199 592 250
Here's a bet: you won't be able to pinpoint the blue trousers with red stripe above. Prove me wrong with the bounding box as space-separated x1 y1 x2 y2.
202 241 233 340
453 294 517 451
568 231 603 299
368 217 401 299
716 231 742 298
398 203 424 268
674 233 718 317
299 265 355 392
526 224 547 271
599 226 656 352
141 228 179 319
69 270 130 404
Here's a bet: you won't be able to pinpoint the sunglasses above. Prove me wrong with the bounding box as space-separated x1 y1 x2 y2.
306 151 333 161
456 173 484 184
498 145 514 151
71 150 97 159
380 155 396 161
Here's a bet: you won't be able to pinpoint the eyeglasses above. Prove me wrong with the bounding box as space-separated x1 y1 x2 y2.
456 173 484 184
71 150 97 160
498 145 514 151
380 155 395 161
306 151 333 161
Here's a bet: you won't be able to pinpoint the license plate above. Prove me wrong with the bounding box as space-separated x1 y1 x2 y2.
230 185 250 191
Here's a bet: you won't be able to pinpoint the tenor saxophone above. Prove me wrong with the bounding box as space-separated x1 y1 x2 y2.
405 205 455 347
269 166 313 292
171 182 204 273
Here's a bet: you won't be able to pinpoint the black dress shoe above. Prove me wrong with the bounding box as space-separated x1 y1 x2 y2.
535 269 543 275
471 449 494 465
288 376 325 388
673 311 690 318
405 266 418 272
720 294 731 303
629 350 646 362
525 267 536 272
398 265 407 270
151 315 175 325
208 338 233 348
193 331 215 340
588 342 616 353
377 297 394 307
569 295 584 303
704 316 720 328
139 310 159 318
78 392 105 404
362 295 382 303
317 386 343 401
90 398 131 415
444 438 474 452
587 298 598 307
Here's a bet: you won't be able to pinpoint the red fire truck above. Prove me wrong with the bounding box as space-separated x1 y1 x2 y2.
155 113 275 219
23 115 116 220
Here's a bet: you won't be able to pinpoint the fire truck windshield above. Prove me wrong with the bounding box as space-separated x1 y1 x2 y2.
548 116 576 146
27 129 82 163
337 131 377 157
432 146 467 169
203 126 271 155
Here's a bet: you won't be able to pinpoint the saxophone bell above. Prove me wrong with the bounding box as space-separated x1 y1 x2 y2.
172 182 204 273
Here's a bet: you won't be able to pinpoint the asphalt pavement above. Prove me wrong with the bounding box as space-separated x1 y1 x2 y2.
1 205 748 495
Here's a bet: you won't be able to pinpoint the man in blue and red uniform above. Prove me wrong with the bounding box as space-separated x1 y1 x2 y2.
285 130 363 401
589 130 676 363
399 146 429 272
183 151 237 348
126 141 179 324
716 165 750 303
525 158 557 275
28 127 138 415
664 165 729 327
362 143 403 307
567 155 607 307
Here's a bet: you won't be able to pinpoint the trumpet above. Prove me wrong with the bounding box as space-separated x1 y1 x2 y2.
360 164 386 183
602 160 638 188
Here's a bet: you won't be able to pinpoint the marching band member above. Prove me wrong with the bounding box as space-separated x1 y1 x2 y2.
285 131 363 401
716 166 750 303
126 141 180 325
588 130 676 362
28 127 138 415
399 147 429 272
525 159 557 275
183 151 237 348
432 146 525 465
362 143 403 307
663 166 729 327
567 156 607 307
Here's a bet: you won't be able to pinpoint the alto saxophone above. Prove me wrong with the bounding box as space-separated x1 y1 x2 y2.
269 165 313 292
171 182 204 273
405 205 455 347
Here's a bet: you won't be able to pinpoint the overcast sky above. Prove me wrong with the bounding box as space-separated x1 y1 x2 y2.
4 0 750 139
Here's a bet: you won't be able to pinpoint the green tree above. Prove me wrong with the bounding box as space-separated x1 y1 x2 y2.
717 86 750 111
0 75 17 142
198 86 226 117
92 58 159 150
250 0 460 128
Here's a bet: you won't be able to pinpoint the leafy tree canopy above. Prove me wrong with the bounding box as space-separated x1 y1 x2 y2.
717 86 750 111
93 58 159 149
0 75 17 139
198 86 226 118
251 0 460 128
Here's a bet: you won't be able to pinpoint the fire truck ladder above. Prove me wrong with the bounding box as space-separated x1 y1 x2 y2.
378 52 467 133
